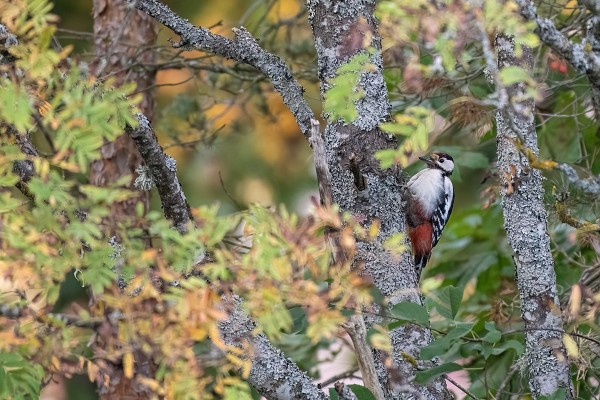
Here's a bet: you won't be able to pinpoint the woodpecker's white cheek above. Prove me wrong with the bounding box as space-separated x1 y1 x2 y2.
408 169 444 217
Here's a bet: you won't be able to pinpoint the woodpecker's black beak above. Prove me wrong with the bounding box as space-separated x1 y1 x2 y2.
419 156 436 167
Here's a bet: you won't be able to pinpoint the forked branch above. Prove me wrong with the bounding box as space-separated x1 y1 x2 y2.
134 0 316 139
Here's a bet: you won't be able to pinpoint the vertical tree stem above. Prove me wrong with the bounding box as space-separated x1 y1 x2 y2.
495 34 572 398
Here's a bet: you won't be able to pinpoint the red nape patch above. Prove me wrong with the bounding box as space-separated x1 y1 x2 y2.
408 224 433 256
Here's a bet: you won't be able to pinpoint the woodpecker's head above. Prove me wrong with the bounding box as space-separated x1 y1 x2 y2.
419 152 454 175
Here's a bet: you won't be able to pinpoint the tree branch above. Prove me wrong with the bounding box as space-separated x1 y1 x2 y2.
133 0 316 139
318 368 360 388
515 0 600 117
125 113 191 234
127 115 325 399
556 164 600 195
219 295 327 400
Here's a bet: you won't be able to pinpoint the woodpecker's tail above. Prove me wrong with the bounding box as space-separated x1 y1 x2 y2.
414 252 431 275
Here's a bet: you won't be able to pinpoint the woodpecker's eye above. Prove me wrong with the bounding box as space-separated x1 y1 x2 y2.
439 158 446 163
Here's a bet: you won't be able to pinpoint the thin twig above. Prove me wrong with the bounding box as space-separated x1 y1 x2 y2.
343 315 386 400
317 368 360 388
495 363 519 399
308 119 333 207
504 327 600 348
219 171 243 209
349 153 366 192
445 375 478 400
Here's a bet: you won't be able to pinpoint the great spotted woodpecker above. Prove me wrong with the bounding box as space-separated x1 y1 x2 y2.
406 152 455 273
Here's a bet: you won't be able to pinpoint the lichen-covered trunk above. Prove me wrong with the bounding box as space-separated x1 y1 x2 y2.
495 35 572 398
91 1 157 398
307 1 451 398
91 0 158 226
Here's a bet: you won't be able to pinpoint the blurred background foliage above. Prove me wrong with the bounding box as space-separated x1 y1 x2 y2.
1 0 599 398
54 0 321 212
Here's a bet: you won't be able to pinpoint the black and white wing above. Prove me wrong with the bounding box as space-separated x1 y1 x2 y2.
431 178 454 248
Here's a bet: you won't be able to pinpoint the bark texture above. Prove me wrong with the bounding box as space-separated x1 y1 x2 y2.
495 35 572 398
91 0 158 224
307 1 451 398
219 296 328 400
125 114 191 234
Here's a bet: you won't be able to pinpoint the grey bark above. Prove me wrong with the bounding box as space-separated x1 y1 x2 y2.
307 1 451 398
219 296 328 400
334 382 360 400
556 164 600 195
125 114 191 234
495 35 573 398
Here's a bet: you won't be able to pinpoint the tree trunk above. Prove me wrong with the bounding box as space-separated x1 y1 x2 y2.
91 1 157 398
307 1 451 398
495 34 572 398
91 0 157 225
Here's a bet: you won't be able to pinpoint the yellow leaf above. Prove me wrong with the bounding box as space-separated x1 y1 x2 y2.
568 284 582 317
51 356 61 371
369 332 392 352
187 327 208 341
241 359 252 379
400 352 418 367
141 249 157 261
368 219 380 239
137 377 164 394
123 352 134 379
38 101 52 116
87 360 99 383
563 334 579 358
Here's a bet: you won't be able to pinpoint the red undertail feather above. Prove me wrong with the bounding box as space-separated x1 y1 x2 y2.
408 223 433 271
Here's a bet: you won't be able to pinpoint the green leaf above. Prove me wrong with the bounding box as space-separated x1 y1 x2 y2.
0 81 33 132
420 323 473 359
482 338 524 359
324 51 375 123
329 388 340 400
498 66 532 86
435 285 464 319
0 352 43 399
415 362 462 384
483 321 501 344
374 149 397 169
0 192 22 213
419 336 450 359
348 384 377 400
390 301 430 326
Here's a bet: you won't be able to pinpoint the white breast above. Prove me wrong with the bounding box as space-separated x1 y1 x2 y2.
407 169 445 217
